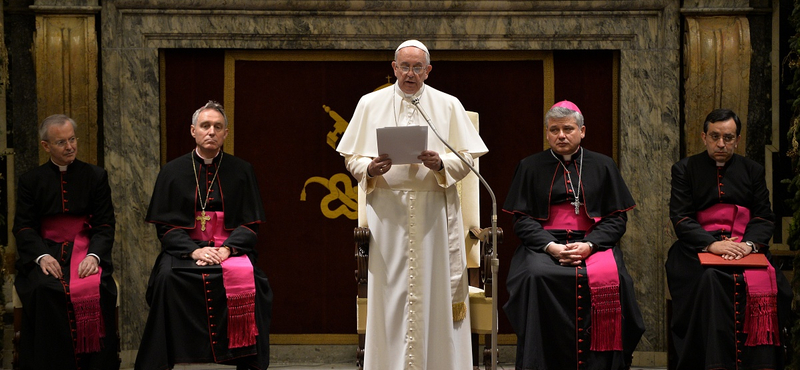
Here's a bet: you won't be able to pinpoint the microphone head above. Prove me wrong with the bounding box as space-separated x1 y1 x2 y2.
411 98 420 105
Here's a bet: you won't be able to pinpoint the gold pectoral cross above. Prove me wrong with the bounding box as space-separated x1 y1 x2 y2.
196 210 211 231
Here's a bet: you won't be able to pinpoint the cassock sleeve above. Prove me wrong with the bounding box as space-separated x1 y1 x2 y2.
87 169 115 267
436 151 474 188
221 225 259 255
584 212 628 250
156 225 204 257
12 173 49 268
511 214 558 252
505 160 557 252
741 163 775 246
156 223 259 258
669 159 716 250
344 154 377 194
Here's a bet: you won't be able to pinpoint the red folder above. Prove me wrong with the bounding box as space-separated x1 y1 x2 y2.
698 252 770 267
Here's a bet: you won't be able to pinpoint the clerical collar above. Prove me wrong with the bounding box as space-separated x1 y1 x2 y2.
51 159 70 172
394 83 425 101
195 148 221 165
554 147 582 162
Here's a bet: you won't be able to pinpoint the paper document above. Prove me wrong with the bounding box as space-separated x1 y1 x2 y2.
376 126 428 164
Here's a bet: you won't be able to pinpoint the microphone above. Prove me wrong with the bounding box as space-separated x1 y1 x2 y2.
411 97 500 370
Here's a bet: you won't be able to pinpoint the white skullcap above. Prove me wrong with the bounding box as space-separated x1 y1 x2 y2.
396 40 430 57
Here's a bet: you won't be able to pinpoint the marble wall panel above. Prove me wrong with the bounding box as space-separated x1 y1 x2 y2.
101 0 681 364
617 48 681 352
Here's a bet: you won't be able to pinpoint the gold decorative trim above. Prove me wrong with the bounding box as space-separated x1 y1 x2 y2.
476 334 518 345
270 334 359 345
223 50 554 153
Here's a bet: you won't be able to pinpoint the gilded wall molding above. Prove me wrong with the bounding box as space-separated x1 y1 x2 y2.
683 15 750 157
34 13 99 165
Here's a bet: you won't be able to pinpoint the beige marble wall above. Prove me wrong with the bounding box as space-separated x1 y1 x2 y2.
100 0 681 365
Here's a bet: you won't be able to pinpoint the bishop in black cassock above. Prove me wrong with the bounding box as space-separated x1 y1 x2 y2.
503 101 644 370
136 101 272 370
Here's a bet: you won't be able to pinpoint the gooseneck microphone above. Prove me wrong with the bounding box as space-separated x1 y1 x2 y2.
412 97 499 370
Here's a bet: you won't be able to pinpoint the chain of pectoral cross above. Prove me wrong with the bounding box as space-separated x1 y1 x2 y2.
551 149 584 214
192 151 224 231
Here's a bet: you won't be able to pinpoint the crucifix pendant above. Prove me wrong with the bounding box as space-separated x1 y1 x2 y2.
196 210 211 231
571 200 582 215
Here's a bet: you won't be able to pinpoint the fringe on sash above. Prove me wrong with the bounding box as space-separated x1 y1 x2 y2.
73 296 105 354
744 292 780 346
227 292 258 348
590 284 622 351
452 302 467 322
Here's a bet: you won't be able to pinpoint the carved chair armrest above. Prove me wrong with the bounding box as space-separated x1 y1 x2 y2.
468 227 503 298
354 227 371 299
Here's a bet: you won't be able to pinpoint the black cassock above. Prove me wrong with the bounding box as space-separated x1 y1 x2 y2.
666 152 792 370
136 151 272 370
503 147 644 370
13 160 119 370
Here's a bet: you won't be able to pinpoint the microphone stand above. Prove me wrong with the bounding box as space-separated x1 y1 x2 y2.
412 98 499 370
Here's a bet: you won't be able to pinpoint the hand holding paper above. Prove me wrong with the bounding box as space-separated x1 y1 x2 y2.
369 154 392 177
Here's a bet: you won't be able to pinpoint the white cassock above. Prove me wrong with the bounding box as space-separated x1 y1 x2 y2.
337 83 488 370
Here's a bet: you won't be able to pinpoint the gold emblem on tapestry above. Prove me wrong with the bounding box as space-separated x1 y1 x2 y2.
300 77 394 220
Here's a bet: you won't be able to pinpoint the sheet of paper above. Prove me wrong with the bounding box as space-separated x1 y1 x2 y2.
376 126 428 164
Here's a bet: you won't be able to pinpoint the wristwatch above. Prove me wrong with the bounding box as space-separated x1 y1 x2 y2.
745 241 758 253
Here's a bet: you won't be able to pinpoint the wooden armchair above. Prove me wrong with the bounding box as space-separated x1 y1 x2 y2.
353 111 503 370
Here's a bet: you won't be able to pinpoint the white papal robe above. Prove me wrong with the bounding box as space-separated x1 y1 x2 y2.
337 83 488 370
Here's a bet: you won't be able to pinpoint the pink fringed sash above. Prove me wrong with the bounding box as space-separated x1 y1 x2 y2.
697 203 779 346
543 202 623 351
41 214 104 354
585 249 623 351
188 211 258 348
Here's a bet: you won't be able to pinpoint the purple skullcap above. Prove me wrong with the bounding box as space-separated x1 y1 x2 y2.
550 100 581 114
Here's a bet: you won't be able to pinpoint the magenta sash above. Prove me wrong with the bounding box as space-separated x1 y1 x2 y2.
542 202 622 351
696 203 750 238
696 204 779 346
187 211 258 348
541 202 595 231
41 214 104 354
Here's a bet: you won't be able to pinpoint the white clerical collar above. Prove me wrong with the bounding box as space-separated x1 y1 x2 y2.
559 147 582 162
394 83 425 101
51 159 69 172
195 148 220 165
716 161 726 167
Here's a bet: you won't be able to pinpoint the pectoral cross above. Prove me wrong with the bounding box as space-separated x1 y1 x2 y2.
571 200 582 215
196 210 211 231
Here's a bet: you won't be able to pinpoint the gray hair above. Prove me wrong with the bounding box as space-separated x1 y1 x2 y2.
395 46 431 65
191 100 228 127
544 106 584 128
39 114 77 141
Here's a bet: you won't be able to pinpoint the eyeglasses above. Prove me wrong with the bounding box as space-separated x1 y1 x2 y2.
50 137 77 148
397 65 427 74
707 133 737 144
